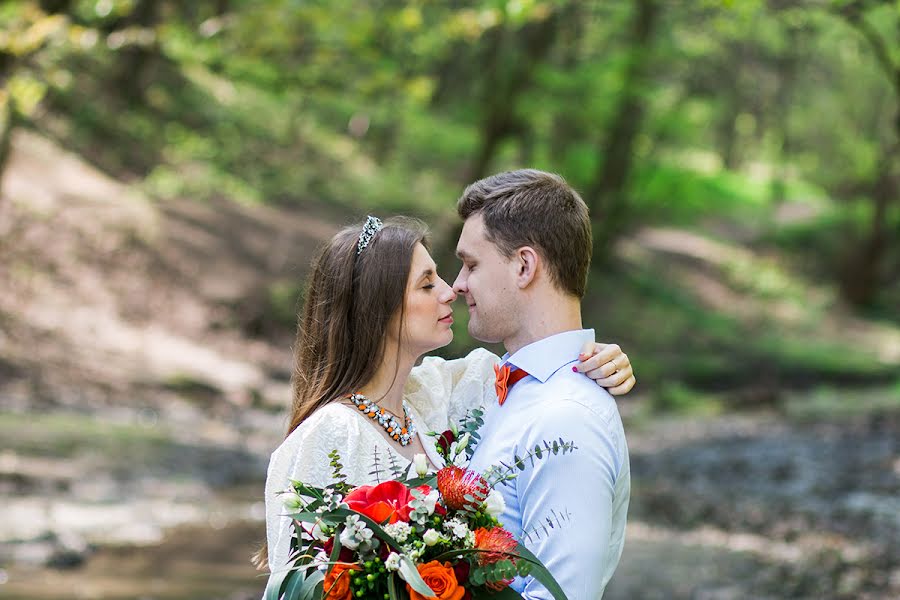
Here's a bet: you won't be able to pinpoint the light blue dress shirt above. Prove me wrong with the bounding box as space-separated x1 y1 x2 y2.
468 329 630 600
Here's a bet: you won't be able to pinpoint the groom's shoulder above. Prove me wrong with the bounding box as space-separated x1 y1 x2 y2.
540 368 620 421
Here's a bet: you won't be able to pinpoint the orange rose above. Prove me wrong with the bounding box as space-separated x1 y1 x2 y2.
406 560 466 600
323 562 360 600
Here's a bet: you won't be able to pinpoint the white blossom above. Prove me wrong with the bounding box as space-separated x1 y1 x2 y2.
423 529 441 546
484 489 506 517
383 521 412 544
443 517 471 540
281 492 304 510
385 552 401 571
413 453 429 477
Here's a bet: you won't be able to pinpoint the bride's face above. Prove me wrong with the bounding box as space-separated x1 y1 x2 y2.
393 243 456 356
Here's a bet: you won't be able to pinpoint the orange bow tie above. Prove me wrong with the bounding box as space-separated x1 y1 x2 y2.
494 364 530 406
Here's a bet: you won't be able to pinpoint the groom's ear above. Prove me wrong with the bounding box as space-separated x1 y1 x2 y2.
514 246 540 289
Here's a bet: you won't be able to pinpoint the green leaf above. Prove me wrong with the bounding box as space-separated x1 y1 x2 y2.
282 568 308 600
513 543 569 600
264 567 290 600
471 586 523 599
298 570 324 600
387 572 404 600
398 555 436 597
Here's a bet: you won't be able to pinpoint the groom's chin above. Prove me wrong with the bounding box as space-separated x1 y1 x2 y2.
467 324 500 345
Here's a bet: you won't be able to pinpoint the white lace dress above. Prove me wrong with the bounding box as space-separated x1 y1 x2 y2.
264 348 499 572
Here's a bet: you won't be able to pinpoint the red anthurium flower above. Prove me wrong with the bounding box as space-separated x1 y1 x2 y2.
344 480 420 524
437 466 489 511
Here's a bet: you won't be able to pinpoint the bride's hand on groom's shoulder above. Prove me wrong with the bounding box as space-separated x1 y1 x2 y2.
575 341 636 396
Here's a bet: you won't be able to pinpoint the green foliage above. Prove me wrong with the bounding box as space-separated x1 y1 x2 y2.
3 0 896 408
651 382 723 415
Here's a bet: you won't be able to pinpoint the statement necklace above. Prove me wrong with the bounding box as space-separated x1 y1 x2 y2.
348 392 416 446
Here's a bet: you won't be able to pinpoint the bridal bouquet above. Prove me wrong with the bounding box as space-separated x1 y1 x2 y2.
266 411 575 600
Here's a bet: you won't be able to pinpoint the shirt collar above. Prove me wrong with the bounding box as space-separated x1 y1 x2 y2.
503 329 594 383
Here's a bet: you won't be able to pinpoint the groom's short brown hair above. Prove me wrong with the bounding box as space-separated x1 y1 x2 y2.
457 169 592 298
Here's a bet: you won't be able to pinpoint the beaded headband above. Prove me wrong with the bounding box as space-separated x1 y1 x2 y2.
356 215 383 254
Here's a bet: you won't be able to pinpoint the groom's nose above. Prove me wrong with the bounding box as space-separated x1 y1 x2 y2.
438 278 457 303
452 269 467 295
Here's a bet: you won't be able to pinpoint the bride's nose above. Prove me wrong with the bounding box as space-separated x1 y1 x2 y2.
438 278 456 304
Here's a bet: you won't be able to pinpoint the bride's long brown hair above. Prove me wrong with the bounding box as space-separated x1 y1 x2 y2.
253 216 428 570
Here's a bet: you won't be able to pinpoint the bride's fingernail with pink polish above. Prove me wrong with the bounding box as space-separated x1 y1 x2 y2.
571 366 578 372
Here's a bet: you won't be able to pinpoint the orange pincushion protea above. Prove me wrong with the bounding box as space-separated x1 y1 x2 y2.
473 526 517 565
474 526 518 591
437 466 489 511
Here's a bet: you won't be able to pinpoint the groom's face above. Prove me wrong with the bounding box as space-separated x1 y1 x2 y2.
453 214 519 344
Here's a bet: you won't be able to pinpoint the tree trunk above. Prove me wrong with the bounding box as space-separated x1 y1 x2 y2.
840 148 897 306
587 0 660 258
113 0 162 104
0 49 16 194
0 100 14 198
38 0 73 14
465 11 561 183
834 0 899 306
770 27 802 205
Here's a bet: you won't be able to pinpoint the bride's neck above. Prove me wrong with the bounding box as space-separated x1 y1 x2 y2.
357 342 417 417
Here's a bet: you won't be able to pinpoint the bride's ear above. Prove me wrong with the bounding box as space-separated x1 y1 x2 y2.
515 246 539 289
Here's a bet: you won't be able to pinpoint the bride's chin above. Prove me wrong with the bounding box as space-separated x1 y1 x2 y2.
431 331 454 352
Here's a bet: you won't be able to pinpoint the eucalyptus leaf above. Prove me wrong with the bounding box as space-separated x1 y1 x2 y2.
387 572 403 600
263 567 291 600
299 570 325 600
398 555 436 597
282 568 308 600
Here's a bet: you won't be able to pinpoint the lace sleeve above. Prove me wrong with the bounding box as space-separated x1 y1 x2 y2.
404 347 500 433
264 403 408 572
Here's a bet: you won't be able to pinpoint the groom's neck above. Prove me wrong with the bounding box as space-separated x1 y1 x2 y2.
503 292 582 356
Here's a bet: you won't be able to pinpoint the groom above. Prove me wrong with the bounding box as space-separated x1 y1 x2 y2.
454 169 630 599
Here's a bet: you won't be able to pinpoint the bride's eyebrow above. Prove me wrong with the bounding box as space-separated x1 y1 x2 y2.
417 268 435 283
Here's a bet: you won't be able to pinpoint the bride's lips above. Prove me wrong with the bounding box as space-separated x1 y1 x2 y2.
438 313 453 324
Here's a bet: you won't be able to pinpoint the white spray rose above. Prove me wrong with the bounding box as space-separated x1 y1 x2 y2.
484 489 506 517
423 529 441 546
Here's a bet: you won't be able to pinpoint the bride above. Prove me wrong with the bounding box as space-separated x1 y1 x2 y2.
259 216 635 573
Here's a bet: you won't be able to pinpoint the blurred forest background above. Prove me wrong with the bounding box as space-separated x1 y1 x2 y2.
1 0 898 598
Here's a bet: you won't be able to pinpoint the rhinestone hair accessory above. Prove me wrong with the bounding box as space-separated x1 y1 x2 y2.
356 215 384 255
